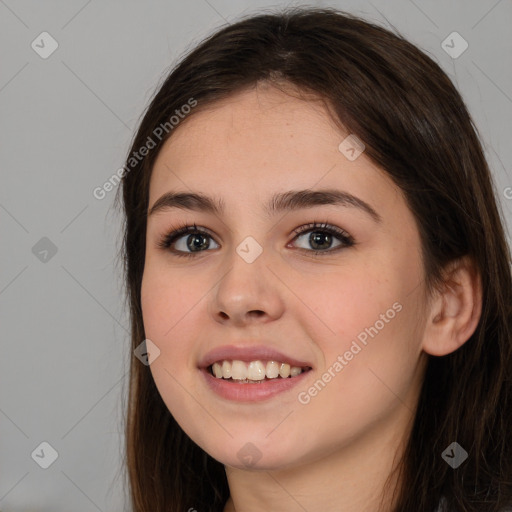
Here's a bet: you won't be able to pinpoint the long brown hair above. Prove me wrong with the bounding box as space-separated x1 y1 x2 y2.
114 7 512 511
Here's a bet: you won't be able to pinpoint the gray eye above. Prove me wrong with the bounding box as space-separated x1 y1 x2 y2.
293 230 343 251
174 233 220 253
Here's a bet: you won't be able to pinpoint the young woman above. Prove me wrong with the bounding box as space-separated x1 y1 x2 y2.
115 7 512 512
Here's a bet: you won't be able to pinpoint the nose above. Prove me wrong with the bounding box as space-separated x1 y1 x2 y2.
209 244 286 327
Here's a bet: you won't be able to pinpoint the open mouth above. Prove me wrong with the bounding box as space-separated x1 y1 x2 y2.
208 359 313 383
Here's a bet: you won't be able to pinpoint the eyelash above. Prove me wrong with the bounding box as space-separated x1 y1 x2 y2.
156 221 355 258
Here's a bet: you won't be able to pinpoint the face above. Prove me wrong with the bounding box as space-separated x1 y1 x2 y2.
141 84 430 470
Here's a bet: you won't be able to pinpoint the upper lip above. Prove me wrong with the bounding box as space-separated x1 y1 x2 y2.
198 344 313 369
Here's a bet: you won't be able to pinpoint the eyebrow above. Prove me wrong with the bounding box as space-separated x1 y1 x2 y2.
147 188 382 223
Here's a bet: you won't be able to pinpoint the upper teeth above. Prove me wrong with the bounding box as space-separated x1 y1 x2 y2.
211 360 307 380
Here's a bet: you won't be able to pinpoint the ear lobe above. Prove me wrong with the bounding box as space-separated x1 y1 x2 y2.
422 256 482 357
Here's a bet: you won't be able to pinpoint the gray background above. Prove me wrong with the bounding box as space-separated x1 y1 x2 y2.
1 0 511 510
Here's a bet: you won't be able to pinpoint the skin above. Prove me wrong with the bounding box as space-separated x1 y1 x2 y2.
141 83 482 512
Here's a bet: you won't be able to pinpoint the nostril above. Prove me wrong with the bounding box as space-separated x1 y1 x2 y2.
248 310 265 317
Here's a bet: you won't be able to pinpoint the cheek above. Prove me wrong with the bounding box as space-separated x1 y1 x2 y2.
305 268 396 346
141 263 204 340
140 260 221 369
302 267 423 406
140 268 204 429
293 312 420 452
140 268 201 405
312 240 423 360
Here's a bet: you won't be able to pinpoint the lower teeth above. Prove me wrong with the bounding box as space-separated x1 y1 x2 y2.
218 376 293 383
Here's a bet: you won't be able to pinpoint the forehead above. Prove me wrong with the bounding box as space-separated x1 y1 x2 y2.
148 86 404 222
157 86 338 158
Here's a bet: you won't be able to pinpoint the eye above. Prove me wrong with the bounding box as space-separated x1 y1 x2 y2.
157 220 355 258
156 223 219 258
289 221 355 256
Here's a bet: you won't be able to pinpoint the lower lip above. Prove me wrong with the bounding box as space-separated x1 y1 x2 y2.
200 367 312 402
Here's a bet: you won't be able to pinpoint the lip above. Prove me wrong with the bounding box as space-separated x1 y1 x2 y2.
200 366 312 402
197 344 314 402
198 344 313 370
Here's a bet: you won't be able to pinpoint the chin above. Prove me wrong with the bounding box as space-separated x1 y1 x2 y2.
202 438 310 472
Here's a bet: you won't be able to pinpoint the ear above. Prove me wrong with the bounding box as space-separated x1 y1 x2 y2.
421 256 482 356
